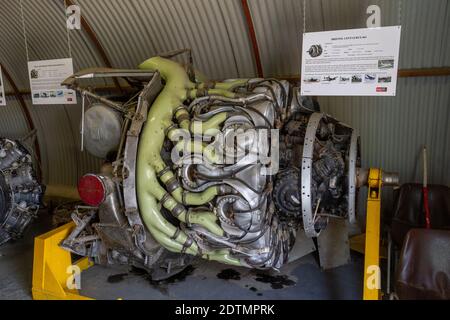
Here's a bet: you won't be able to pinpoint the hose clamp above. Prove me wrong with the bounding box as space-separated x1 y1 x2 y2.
171 228 181 240
164 123 178 137
174 105 186 115
171 204 185 217
196 87 208 97
196 81 216 90
165 177 180 193
185 209 192 227
157 167 171 179
160 192 171 206
209 81 217 89
181 237 194 254
176 113 190 123
182 191 188 206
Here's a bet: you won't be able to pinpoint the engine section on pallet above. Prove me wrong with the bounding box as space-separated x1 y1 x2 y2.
61 57 360 278
278 110 360 237
0 138 44 245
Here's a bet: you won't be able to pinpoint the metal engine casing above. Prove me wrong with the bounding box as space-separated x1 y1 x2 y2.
62 61 361 277
0 138 44 245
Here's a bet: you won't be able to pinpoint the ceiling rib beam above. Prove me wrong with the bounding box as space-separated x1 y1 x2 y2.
241 0 264 78
397 67 450 78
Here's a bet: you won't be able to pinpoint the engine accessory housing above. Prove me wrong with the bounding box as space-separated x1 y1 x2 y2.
83 103 123 159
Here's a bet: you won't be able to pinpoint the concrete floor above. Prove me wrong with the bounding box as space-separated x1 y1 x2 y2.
0 212 364 300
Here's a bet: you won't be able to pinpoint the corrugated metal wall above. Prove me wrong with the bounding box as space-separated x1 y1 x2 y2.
320 76 450 185
26 98 103 186
249 0 450 76
76 0 256 79
0 0 105 186
0 0 449 190
0 97 29 139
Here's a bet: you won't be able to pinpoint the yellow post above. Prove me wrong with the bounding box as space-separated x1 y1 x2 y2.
32 222 94 300
363 168 382 300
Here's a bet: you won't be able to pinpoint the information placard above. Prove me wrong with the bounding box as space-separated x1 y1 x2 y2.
0 66 5 106
301 26 401 96
28 58 77 105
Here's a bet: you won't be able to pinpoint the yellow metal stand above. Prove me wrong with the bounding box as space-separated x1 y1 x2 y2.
32 222 94 300
363 168 382 300
349 234 387 259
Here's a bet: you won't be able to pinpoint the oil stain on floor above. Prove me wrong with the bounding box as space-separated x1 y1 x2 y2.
107 273 128 284
216 268 296 295
253 272 296 289
107 265 196 296
216 268 241 280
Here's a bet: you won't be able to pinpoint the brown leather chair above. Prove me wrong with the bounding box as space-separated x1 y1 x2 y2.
395 229 450 299
390 183 450 247
387 183 450 296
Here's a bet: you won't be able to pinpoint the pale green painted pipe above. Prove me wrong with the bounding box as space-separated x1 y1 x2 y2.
138 57 193 173
213 79 249 91
195 79 248 91
203 249 242 266
183 187 219 206
138 132 222 237
167 127 220 164
137 165 198 255
174 108 190 131
139 173 237 261
174 140 220 164
187 211 224 236
140 172 239 262
188 88 236 99
136 57 205 254
147 180 222 236
191 112 227 134
137 57 242 264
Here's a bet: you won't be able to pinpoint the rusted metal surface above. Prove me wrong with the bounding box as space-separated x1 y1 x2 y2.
398 67 450 78
241 0 263 77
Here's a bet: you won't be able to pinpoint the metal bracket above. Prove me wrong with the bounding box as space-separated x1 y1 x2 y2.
363 168 382 300
301 112 323 238
32 222 94 300
348 130 359 224
122 73 163 252
317 217 351 270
